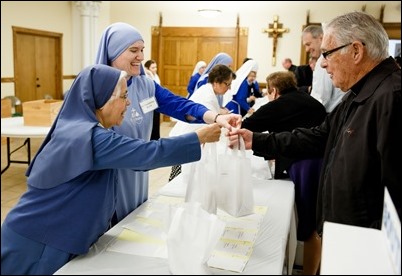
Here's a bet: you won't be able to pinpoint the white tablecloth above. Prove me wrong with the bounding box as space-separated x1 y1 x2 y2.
320 188 400 275
320 222 396 275
1 117 50 138
1 117 50 174
55 174 296 275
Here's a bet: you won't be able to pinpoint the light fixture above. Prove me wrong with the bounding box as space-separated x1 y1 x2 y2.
197 9 222 18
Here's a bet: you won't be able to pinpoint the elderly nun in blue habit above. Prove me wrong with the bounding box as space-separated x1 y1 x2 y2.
95 22 241 226
186 60 206 97
1 64 220 275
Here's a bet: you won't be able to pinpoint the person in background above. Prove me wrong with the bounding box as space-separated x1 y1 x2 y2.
395 55 401 68
1 64 223 275
242 71 326 274
169 64 236 181
294 56 316 94
242 57 266 110
144 59 161 140
302 25 344 113
144 59 161 85
230 11 401 275
281 57 297 74
195 52 233 111
241 70 326 177
242 57 253 64
195 52 233 91
95 23 241 226
224 59 262 117
187 60 206 98
309 56 317 71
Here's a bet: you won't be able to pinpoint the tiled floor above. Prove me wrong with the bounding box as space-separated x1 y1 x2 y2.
1 121 175 224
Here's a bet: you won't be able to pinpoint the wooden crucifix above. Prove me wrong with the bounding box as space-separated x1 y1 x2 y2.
262 15 289 66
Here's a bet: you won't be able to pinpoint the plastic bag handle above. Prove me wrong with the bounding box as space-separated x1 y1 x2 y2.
224 134 246 157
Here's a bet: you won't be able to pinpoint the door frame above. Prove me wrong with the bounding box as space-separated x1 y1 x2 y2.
12 26 63 109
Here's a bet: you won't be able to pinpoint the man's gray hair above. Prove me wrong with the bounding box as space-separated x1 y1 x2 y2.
323 11 389 62
302 25 323 39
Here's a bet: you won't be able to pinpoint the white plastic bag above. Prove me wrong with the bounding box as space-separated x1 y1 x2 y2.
185 142 219 214
216 136 254 217
167 202 225 275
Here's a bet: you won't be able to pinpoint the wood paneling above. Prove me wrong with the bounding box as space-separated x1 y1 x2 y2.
383 23 401 39
151 26 248 121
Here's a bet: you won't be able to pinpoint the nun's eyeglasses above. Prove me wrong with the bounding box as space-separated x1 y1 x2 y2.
119 92 129 101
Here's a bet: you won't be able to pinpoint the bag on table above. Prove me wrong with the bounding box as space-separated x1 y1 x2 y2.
184 142 219 214
216 136 254 217
167 202 225 275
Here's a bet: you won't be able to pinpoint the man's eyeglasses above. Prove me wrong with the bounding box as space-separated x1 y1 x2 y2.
322 43 352 60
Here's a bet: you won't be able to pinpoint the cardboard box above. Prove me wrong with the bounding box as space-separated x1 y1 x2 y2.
23 99 63 126
1 98 12 118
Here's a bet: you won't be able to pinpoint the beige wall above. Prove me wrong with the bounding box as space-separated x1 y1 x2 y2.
1 1 401 97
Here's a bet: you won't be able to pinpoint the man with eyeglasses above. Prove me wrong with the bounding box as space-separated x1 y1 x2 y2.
230 11 401 275
302 24 344 113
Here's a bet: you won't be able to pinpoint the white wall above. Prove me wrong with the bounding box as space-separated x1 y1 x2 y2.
1 1 400 98
0 1 111 97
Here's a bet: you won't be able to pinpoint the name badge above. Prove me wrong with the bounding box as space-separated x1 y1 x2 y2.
140 96 158 113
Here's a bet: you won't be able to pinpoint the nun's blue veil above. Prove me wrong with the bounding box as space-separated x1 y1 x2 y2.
26 64 121 189
95 22 145 76
195 52 233 89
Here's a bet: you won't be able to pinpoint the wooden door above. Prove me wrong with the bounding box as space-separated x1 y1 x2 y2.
151 26 248 121
13 26 63 113
160 36 197 99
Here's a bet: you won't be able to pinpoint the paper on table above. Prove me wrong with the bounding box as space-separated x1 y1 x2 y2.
207 245 251 273
106 195 267 273
207 206 267 272
107 228 167 258
106 195 183 258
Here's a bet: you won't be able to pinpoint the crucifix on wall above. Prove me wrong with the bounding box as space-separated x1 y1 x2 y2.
262 15 289 66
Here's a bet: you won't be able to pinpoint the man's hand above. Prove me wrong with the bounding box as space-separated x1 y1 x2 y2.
227 128 253 150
